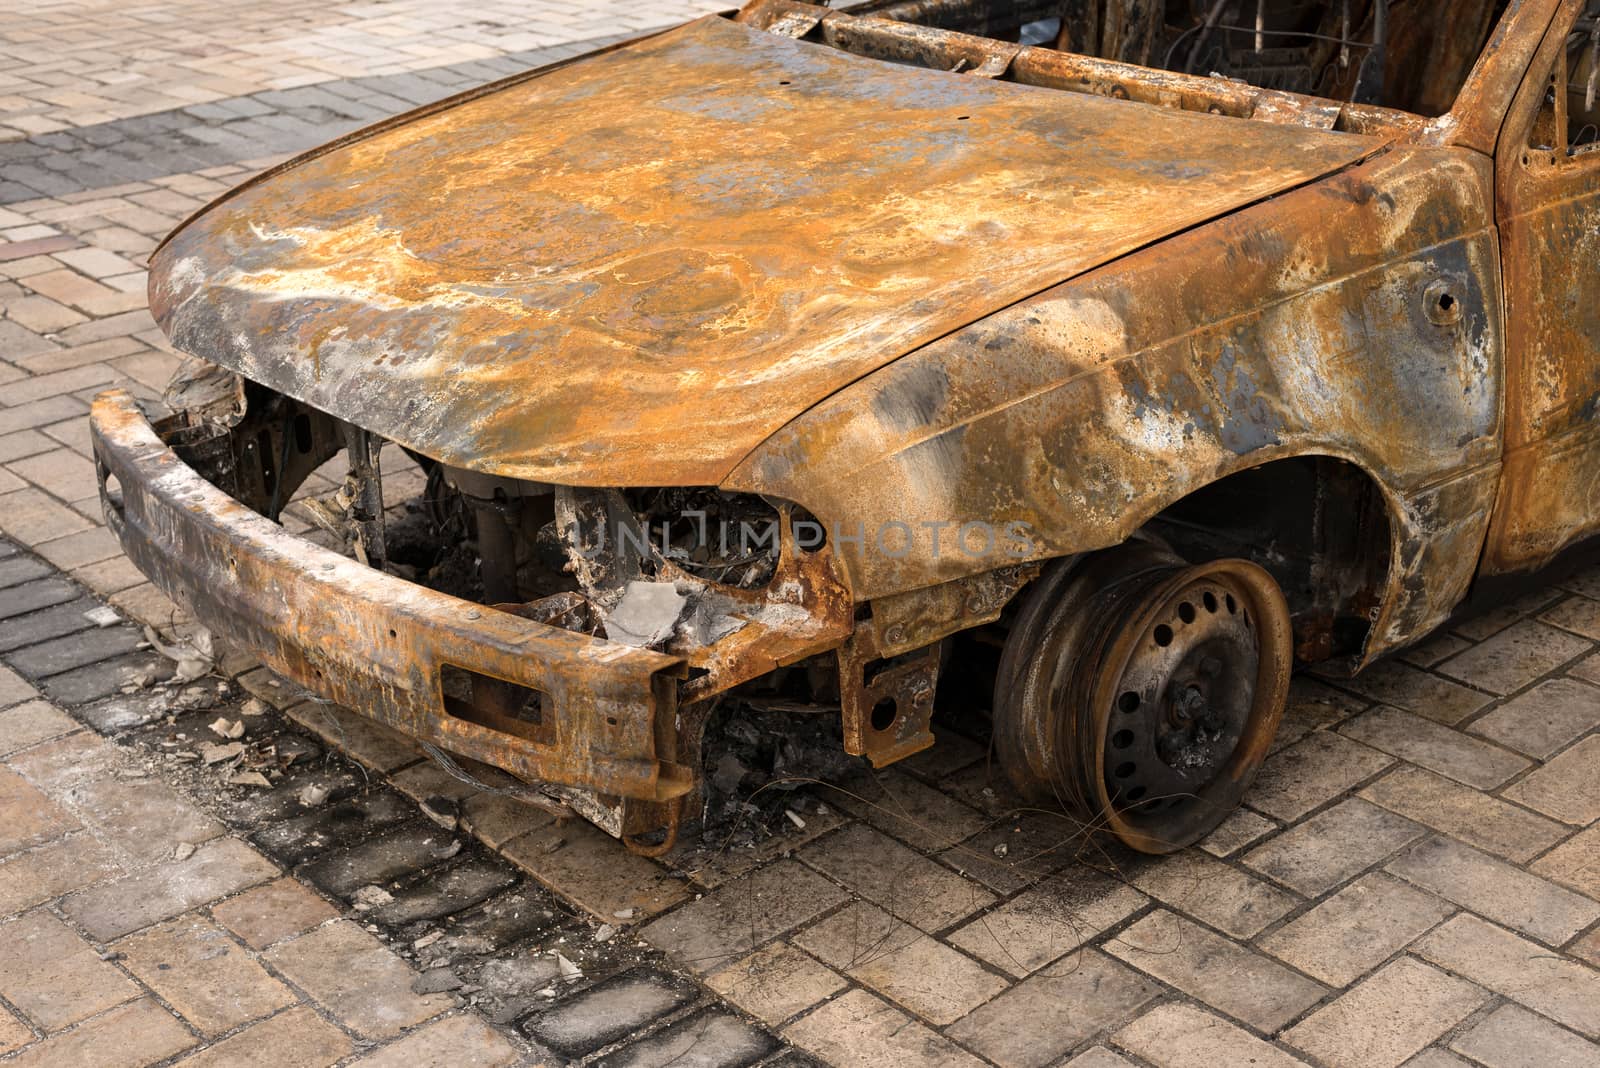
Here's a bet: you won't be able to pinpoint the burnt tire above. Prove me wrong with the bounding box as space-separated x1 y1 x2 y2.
993 543 1292 854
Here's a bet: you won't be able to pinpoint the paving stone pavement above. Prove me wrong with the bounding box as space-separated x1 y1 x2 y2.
2 1 1600 1066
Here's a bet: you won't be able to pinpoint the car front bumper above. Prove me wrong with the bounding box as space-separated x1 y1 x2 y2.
89 389 694 804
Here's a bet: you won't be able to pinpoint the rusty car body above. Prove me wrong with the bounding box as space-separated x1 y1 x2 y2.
91 0 1600 853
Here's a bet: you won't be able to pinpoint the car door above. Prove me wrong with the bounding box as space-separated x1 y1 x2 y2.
1485 0 1600 573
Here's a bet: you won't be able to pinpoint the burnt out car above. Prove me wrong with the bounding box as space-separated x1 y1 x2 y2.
91 0 1600 855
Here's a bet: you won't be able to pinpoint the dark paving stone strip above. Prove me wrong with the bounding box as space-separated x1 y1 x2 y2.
0 32 629 205
6 622 145 678
0 596 101 652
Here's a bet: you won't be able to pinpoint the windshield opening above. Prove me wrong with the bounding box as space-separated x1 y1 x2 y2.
846 0 1511 118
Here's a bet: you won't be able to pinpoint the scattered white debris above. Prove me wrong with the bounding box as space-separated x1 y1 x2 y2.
84 606 121 627
172 841 197 861
554 952 582 981
227 771 272 788
603 581 687 647
413 931 443 951
352 885 394 910
208 717 245 740
612 908 635 920
420 796 459 830
784 809 806 830
297 783 330 807
240 697 268 717
200 742 244 765
992 842 1009 858
142 625 213 682
594 924 617 943
410 967 462 994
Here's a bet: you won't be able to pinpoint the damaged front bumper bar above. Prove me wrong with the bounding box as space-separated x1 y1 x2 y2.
89 390 694 804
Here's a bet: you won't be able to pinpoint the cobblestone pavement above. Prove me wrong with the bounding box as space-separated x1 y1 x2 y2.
2 2 1600 1066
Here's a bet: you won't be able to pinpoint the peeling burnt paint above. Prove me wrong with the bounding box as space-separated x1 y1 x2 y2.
147 12 1387 489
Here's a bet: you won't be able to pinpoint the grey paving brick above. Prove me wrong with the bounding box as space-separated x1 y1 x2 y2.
1340 706 1530 789
368 855 520 926
642 859 849 974
1243 797 1425 896
1449 1003 1600 1068
0 555 51 590
247 786 411 863
0 166 79 197
521 967 698 1058
605 1008 782 1068
5 623 144 679
1416 913 1600 1039
947 949 1158 1068
1386 836 1600 945
39 648 171 706
297 818 458 898
1104 910 1328 1033
0 576 79 620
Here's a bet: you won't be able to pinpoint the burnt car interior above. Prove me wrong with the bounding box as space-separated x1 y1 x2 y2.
823 0 1510 116
1533 6 1600 152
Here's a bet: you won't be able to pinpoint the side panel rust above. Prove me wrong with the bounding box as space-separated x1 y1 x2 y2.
1485 0 1600 574
728 147 1505 661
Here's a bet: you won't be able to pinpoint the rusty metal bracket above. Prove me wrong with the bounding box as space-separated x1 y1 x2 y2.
836 625 941 767
340 423 386 569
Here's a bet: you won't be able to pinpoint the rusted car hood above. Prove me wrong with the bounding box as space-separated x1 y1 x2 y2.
150 14 1383 487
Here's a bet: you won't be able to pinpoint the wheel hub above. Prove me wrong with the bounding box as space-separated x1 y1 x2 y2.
1101 574 1260 818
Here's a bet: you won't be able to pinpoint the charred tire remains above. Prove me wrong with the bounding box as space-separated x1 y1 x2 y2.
993 545 1292 854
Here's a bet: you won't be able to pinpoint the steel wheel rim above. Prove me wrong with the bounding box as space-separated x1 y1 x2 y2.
1080 559 1291 853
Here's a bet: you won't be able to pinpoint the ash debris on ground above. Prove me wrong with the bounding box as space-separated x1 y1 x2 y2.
694 702 864 851
69 629 780 1056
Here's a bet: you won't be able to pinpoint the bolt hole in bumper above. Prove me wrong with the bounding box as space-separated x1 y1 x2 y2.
89 389 695 805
